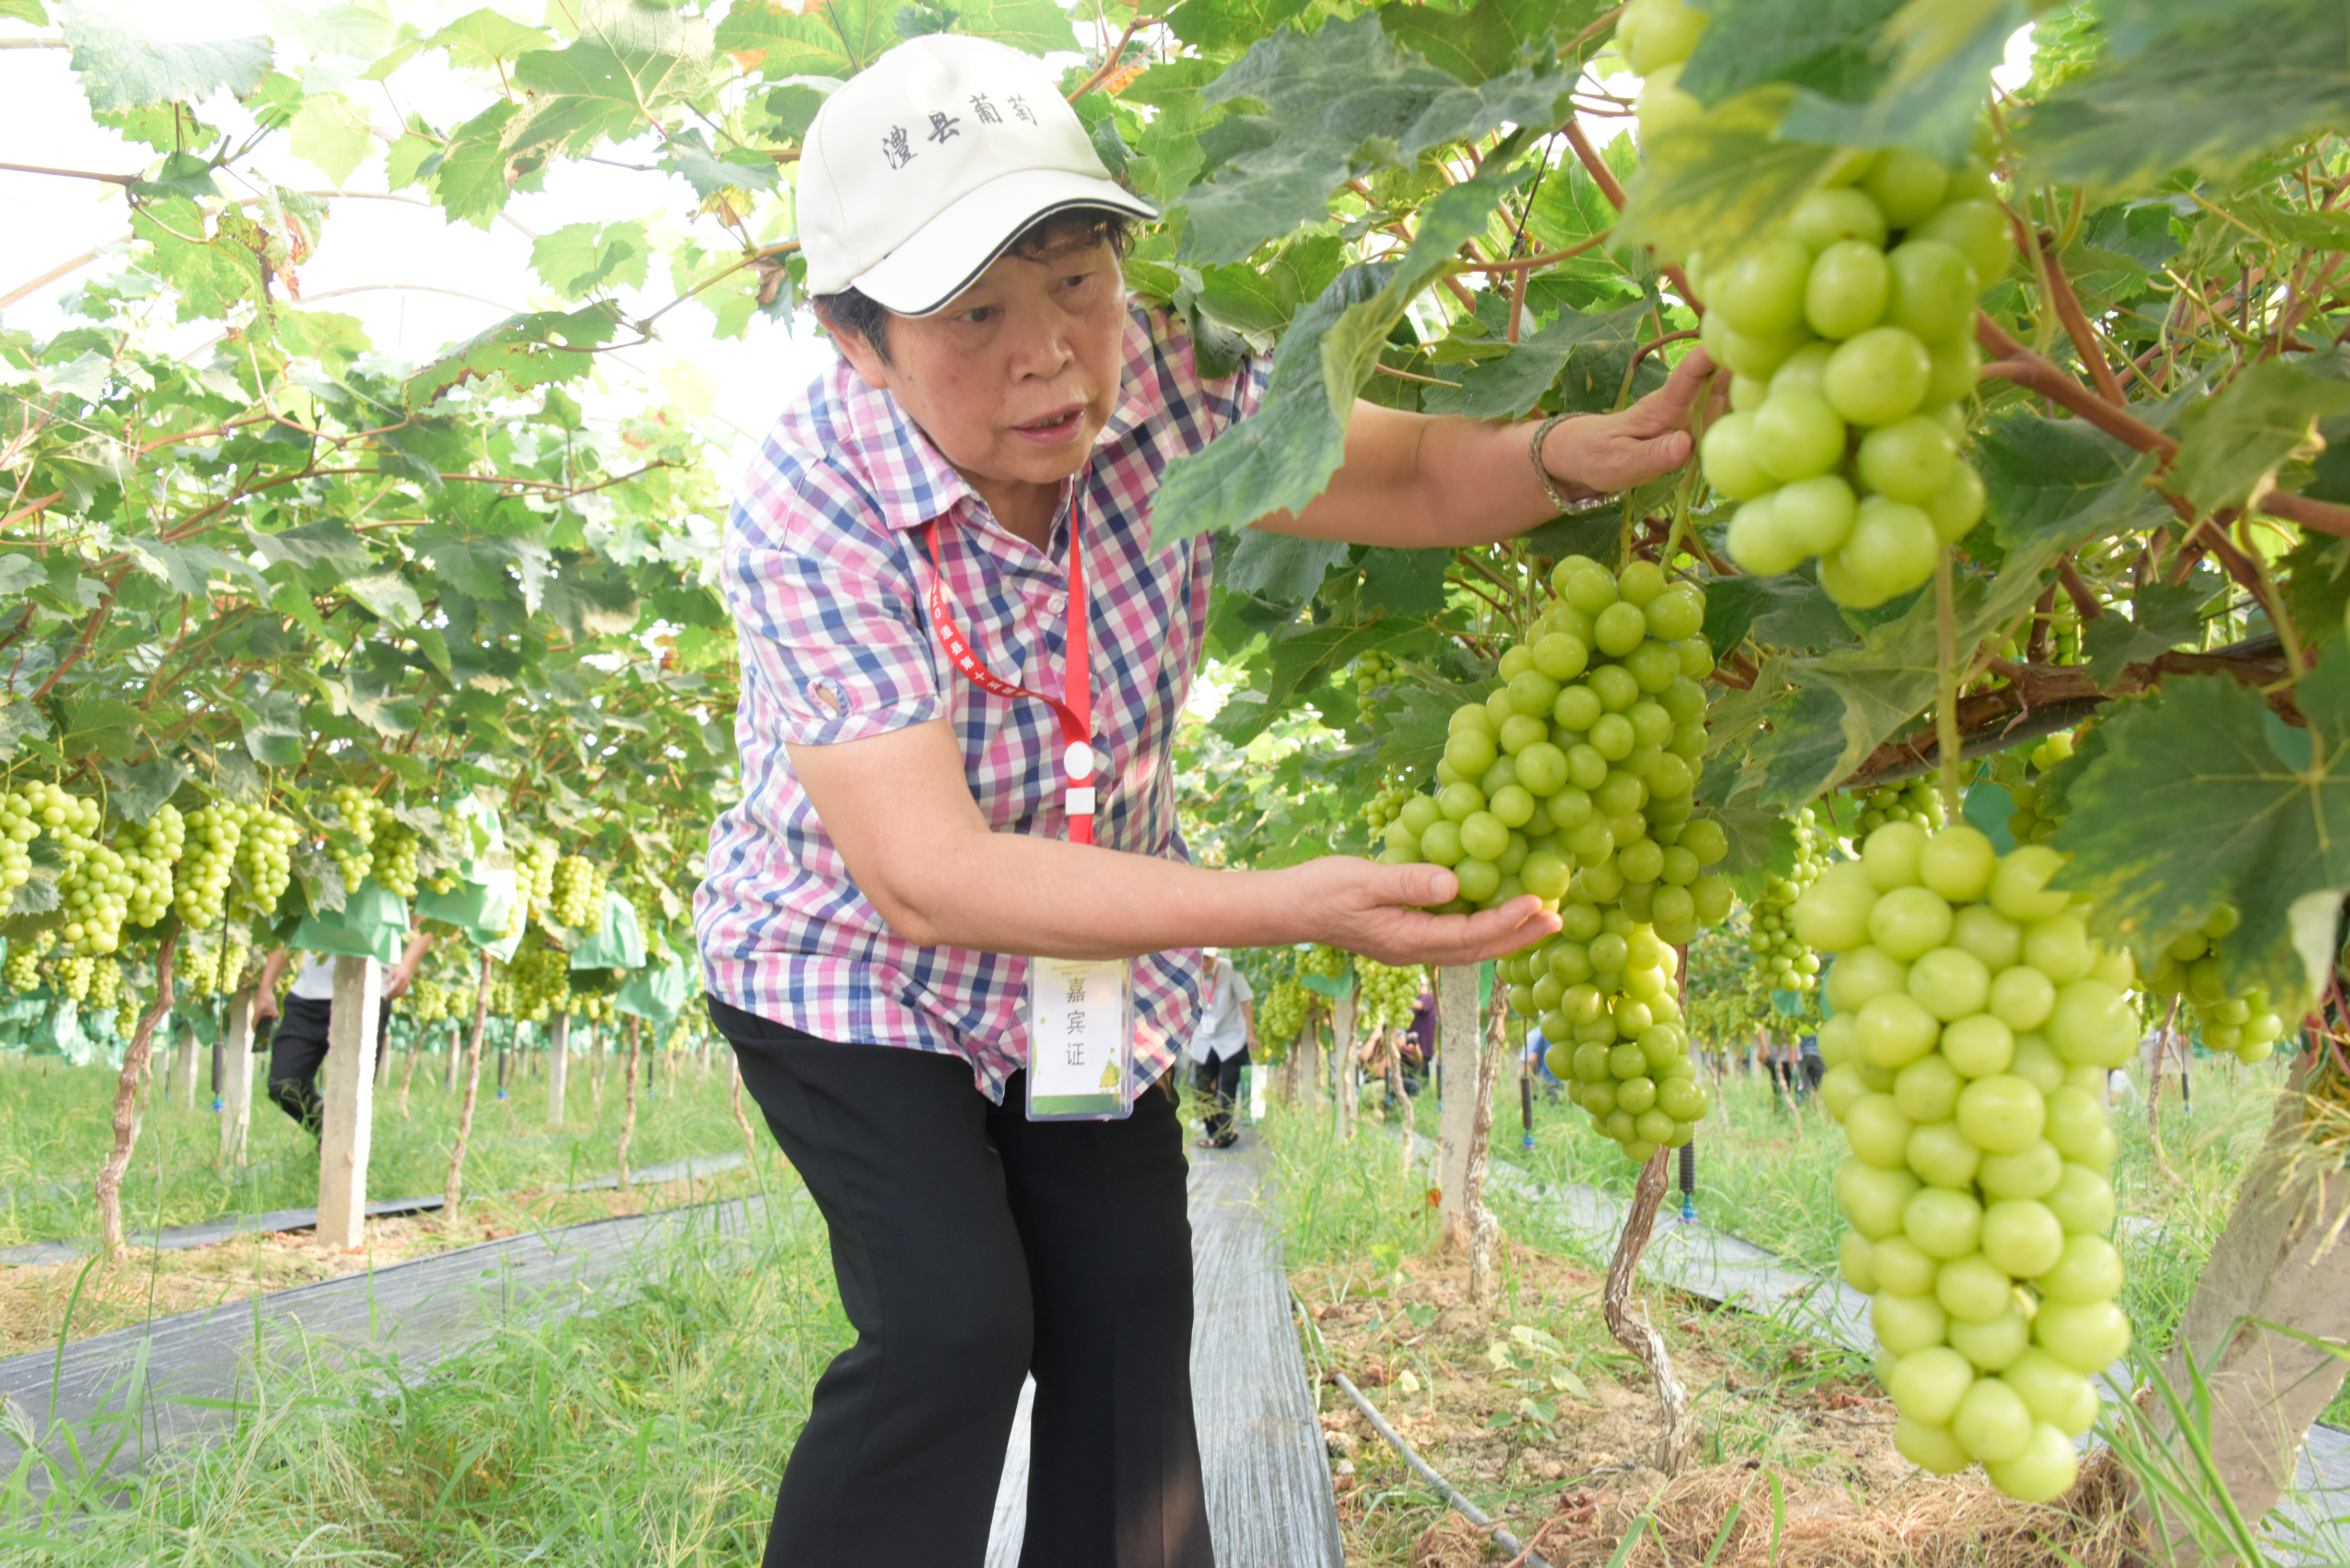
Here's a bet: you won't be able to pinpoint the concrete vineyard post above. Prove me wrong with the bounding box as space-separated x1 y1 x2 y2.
2146 1056 2350 1555
1435 964 1483 1254
169 1018 197 1109
316 955 382 1252
547 1010 570 1127
219 985 256 1169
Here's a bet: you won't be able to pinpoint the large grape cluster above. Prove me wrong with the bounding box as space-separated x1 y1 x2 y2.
1258 978 1311 1046
1355 959 1423 1031
509 942 572 1022
516 839 559 924
2140 904 2292 1066
372 810 422 901
3 929 54 991
0 787 39 910
408 976 456 1025
232 809 300 918
1301 944 1349 980
55 950 93 1002
1750 807 1826 993
87 956 121 1014
179 932 251 999
175 803 244 926
1797 823 2134 1503
57 839 131 956
325 784 377 891
549 853 606 928
120 804 184 929
1380 555 1733 1160
1635 7 2011 614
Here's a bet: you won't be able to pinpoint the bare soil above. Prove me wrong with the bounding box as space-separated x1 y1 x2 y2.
1296 1239 2133 1567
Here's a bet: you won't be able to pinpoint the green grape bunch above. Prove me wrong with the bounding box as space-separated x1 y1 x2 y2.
232 808 301 919
4 929 56 991
1750 806 1826 993
549 853 606 928
1361 782 1415 834
58 839 131 957
87 956 122 1014
372 809 423 901
1301 944 1349 980
509 942 572 1022
325 784 378 891
1355 958 1423 1032
2139 903 2293 1066
120 804 185 930
1843 777 1946 842
175 801 244 927
1627 0 2013 611
516 839 559 925
1378 554 1734 1161
55 950 94 1002
1352 649 1401 703
2003 731 2075 847
0 786 41 911
1256 978 1311 1046
1796 823 2136 1503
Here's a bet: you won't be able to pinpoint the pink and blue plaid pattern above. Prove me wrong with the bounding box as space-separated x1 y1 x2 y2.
695 302 1269 1102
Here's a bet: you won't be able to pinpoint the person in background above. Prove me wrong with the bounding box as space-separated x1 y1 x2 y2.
1405 986 1437 1094
1797 1031 1824 1097
1185 947 1256 1148
254 933 432 1135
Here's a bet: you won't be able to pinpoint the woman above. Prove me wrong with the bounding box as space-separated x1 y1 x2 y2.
694 33 1713 1568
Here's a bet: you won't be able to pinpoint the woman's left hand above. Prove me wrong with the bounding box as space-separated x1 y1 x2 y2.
1539 347 1721 497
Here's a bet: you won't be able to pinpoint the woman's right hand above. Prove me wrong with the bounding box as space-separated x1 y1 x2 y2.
1277 857 1560 968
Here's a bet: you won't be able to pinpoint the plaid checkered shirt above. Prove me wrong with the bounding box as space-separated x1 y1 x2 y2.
695 301 1270 1101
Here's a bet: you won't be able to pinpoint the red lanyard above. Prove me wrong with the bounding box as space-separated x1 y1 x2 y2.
921 503 1097 845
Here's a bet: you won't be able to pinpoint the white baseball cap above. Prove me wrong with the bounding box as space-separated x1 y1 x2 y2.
797 34 1158 316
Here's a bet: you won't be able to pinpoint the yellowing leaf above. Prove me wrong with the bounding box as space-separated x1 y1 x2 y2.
289 92 373 185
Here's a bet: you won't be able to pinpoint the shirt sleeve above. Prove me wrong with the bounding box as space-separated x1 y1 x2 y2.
725 449 943 748
1230 964 1255 1004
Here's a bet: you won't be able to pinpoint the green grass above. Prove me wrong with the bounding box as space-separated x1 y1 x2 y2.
3 1172 846 1564
0 1042 755 1246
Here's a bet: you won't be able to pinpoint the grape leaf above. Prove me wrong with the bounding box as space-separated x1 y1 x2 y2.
531 221 652 300
1 0 48 22
1358 547 1451 615
715 0 901 79
63 0 271 113
430 7 553 71
433 99 521 226
1377 0 1603 86
1776 0 2023 164
100 757 187 821
2168 357 2350 518
1419 298 1654 418
0 701 49 762
1975 407 2164 553
1168 0 1315 54
288 92 373 185
1215 617 1438 744
1617 89 1842 267
661 129 781 199
1223 530 1349 603
509 44 699 160
2079 572 2219 690
403 305 622 410
2053 656 2350 1011
1676 0 1905 108
1750 538 2069 807
2019 0 2350 197
1172 14 1571 264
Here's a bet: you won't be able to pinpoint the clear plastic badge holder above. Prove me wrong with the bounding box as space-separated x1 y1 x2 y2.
1025 956 1136 1121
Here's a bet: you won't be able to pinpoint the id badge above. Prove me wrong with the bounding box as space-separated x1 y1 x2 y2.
1025 957 1136 1121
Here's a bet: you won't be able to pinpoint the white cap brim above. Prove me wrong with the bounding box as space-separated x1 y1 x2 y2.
848 166 1158 317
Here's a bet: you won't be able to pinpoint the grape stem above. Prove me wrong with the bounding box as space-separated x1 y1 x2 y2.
1934 550 1962 820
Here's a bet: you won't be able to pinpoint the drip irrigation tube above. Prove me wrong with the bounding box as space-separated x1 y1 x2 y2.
1331 1369 1555 1568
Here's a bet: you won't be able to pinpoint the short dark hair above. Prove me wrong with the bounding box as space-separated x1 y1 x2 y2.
812 206 1136 365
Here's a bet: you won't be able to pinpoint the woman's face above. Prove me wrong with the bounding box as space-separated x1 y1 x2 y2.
835 237 1127 521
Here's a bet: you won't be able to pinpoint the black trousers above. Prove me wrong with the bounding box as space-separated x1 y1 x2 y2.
710 997 1213 1568
266 993 392 1135
1194 1047 1247 1141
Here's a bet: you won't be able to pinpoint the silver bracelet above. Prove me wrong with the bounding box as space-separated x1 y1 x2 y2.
1529 412 1615 517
